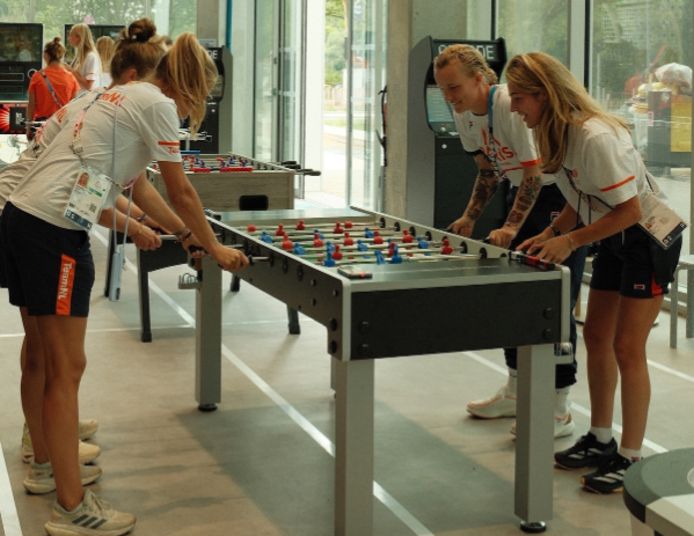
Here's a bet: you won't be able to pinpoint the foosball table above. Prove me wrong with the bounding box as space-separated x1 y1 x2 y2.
104 153 297 340
186 207 571 535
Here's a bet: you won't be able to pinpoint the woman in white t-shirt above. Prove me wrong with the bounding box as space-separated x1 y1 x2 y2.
67 23 101 91
1 31 248 535
433 44 586 439
506 52 682 495
95 35 115 88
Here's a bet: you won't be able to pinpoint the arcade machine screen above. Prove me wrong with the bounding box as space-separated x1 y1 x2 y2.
425 85 456 136
0 24 42 63
0 23 43 101
64 24 125 63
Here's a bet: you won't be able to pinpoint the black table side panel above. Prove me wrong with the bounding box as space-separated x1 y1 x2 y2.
349 279 562 359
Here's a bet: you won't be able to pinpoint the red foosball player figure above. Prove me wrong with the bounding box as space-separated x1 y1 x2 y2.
246 224 256 233
343 232 354 246
344 220 353 229
332 244 343 261
275 224 285 237
296 219 305 231
313 232 324 248
441 237 453 255
334 222 344 234
402 229 414 243
373 230 384 245
281 233 293 251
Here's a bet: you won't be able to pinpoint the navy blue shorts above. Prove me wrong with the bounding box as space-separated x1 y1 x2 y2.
590 225 681 299
1 202 95 316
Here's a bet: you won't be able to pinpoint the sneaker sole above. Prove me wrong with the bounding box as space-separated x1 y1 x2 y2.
466 408 516 419
44 522 135 536
78 421 99 441
24 470 102 495
554 460 597 470
581 482 624 494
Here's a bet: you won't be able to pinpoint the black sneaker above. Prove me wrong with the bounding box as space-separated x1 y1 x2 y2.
581 452 633 494
554 432 617 469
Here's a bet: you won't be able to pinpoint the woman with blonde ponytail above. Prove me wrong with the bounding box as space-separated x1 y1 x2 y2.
507 51 682 494
68 23 101 90
1 29 247 536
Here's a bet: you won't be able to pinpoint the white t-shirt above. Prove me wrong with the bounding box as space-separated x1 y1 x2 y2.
75 50 102 87
100 71 113 89
556 117 655 224
10 82 182 229
0 90 102 209
454 84 555 187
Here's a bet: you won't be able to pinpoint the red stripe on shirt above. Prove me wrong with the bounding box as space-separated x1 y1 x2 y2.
600 175 635 192
55 254 76 316
158 141 179 146
520 158 541 168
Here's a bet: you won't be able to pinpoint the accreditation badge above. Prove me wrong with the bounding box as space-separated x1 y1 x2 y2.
63 165 114 230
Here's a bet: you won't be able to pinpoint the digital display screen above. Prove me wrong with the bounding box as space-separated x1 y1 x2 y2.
425 86 456 134
0 24 42 63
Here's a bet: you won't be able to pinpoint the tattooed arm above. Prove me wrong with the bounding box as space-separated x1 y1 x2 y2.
449 153 500 236
487 165 543 248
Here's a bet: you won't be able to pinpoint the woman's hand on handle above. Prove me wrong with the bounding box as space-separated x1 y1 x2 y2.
130 224 162 251
210 243 250 272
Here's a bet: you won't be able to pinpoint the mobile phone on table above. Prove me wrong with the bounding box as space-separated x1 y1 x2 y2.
337 266 373 279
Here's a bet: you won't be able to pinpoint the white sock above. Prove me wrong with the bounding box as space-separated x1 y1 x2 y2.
619 446 642 461
506 368 518 397
590 426 613 444
554 387 570 417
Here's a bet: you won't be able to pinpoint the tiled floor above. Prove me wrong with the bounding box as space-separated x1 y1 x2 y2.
1 224 693 536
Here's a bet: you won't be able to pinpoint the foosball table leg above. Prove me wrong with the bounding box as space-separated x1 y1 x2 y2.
287 306 301 334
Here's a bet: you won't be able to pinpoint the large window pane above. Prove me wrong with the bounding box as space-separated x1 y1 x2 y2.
348 0 386 210
591 0 691 259
497 0 569 63
0 1 196 42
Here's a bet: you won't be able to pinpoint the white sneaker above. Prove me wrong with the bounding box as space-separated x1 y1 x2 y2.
78 419 99 441
466 385 517 418
45 489 136 536
22 423 101 464
23 462 102 495
510 412 576 439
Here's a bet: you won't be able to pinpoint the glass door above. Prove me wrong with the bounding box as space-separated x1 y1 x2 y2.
254 0 279 161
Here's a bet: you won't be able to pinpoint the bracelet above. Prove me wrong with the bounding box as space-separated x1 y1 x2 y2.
565 233 576 251
548 222 561 236
136 213 147 223
173 226 189 239
178 230 193 243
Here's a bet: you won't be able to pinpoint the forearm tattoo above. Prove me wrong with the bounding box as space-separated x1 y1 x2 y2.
506 174 542 227
467 171 499 221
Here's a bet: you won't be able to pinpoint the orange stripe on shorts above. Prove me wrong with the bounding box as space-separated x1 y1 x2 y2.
55 254 76 316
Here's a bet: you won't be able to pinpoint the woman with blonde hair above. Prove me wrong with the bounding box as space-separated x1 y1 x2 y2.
2 29 247 535
506 51 682 494
68 23 101 90
95 35 115 87
433 44 586 438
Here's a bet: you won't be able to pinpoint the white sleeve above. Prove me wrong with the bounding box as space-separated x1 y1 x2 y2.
81 52 101 82
455 112 480 153
138 101 182 163
582 132 639 206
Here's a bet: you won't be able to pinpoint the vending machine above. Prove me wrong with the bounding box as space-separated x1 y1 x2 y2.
406 36 508 236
